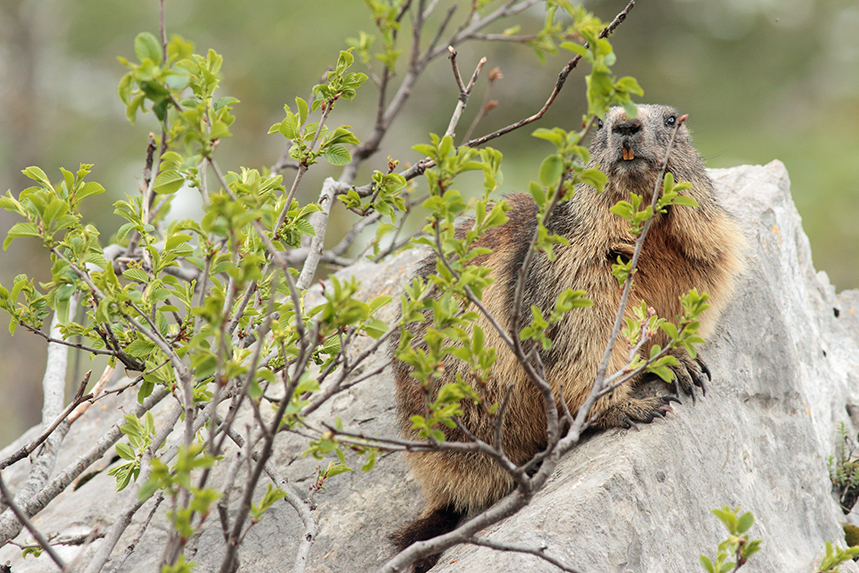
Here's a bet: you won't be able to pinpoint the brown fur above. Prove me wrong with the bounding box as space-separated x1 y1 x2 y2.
391 105 745 566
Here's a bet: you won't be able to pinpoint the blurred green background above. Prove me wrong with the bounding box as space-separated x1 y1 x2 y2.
1 0 857 446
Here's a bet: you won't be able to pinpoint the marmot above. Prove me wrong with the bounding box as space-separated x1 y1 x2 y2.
391 104 744 571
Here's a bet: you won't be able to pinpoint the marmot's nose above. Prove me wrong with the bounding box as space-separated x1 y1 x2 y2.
613 120 642 137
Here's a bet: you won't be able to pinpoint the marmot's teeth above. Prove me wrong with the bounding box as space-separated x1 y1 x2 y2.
622 147 635 161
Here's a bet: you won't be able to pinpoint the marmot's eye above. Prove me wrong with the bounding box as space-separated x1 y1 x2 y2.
664 115 677 128
597 118 604 130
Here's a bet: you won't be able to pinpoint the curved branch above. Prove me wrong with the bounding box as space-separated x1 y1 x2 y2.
463 0 636 149
296 178 352 290
0 370 95 472
568 113 687 441
467 536 581 573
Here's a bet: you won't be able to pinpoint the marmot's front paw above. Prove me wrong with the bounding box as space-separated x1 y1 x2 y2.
668 349 711 403
597 395 680 430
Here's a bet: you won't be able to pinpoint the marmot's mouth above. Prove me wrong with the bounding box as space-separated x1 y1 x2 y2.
622 147 635 161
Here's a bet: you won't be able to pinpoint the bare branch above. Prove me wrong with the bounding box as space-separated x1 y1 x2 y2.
468 536 581 572
270 154 300 174
219 421 318 573
0 305 77 542
464 0 636 149
444 48 487 139
0 370 96 472
111 494 164 573
18 321 126 356
296 178 352 290
123 134 159 263
218 367 309 573
379 483 534 573
279 99 334 227
0 474 67 571
350 1 638 202
461 67 501 144
0 387 169 545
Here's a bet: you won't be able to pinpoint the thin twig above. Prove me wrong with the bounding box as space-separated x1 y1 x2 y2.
219 420 318 573
467 536 581 572
348 0 637 198
569 114 687 441
63 527 104 573
461 67 501 144
464 0 635 149
0 474 67 570
110 494 164 573
444 48 487 139
0 371 94 471
0 387 169 547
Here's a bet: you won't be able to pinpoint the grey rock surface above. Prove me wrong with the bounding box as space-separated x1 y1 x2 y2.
1 161 858 572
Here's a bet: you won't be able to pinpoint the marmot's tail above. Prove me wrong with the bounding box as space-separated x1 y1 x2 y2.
390 505 462 573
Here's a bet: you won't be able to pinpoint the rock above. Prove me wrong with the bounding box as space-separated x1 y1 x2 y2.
431 161 859 572
1 161 857 573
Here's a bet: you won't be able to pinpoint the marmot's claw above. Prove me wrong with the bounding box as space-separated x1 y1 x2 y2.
610 395 678 430
671 377 683 403
693 358 710 397
668 351 711 404
695 374 708 397
696 357 712 381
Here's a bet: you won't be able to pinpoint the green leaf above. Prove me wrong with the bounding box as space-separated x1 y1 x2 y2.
22 166 52 189
123 268 150 283
361 449 377 471
615 76 643 96
214 96 240 111
42 199 68 226
153 170 184 195
323 144 351 166
712 508 737 531
581 168 608 192
609 201 633 220
296 97 309 125
165 233 193 251
532 128 564 148
364 317 389 338
325 461 353 479
134 32 163 65
327 127 361 146
4 222 40 249
663 171 676 192
412 143 436 157
77 181 105 201
672 196 699 207
529 181 547 209
560 42 589 57
279 113 299 140
116 442 136 461
736 511 754 534
660 322 679 340
539 154 564 187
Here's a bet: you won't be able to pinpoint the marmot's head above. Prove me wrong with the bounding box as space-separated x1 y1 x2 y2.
590 104 704 192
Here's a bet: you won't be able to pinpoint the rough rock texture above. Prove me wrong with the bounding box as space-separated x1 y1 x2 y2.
1 161 858 572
